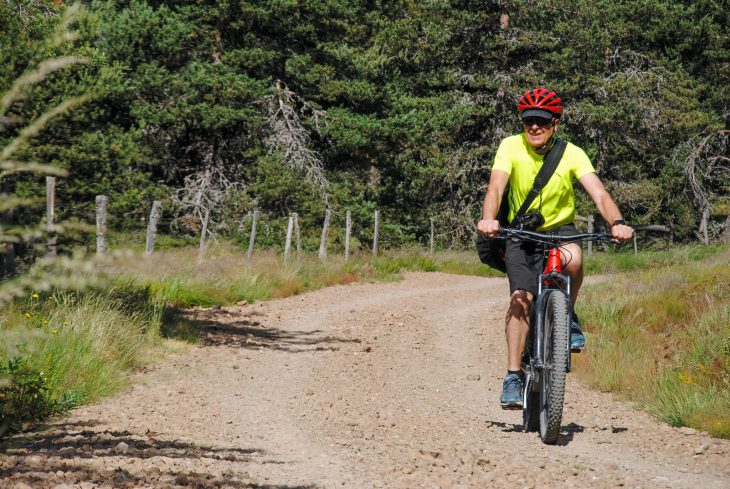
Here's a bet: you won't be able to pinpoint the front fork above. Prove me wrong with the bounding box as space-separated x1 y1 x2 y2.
525 272 573 394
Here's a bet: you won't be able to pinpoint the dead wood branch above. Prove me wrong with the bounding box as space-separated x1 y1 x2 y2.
673 130 730 243
262 80 329 202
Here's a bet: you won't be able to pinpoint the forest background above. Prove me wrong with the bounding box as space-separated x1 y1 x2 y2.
1 0 729 263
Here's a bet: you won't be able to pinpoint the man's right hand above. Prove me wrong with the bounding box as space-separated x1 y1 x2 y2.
477 219 501 237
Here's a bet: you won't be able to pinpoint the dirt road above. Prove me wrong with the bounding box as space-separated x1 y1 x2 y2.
1 272 728 488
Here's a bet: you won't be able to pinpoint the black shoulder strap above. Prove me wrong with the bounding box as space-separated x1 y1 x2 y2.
511 137 567 222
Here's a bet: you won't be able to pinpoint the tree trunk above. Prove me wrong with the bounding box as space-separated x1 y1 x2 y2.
372 210 380 256
430 218 434 255
500 6 509 30
700 206 710 245
284 215 294 262
345 210 351 261
198 208 210 257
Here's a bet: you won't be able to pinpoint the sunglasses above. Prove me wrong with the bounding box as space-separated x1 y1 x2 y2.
522 117 554 128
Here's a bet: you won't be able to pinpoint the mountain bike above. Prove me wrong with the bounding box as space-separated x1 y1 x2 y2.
497 227 611 444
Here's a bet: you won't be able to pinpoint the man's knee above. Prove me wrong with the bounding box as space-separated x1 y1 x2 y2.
507 289 533 321
562 244 583 274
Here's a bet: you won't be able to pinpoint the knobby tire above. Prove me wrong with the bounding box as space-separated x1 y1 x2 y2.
539 291 570 444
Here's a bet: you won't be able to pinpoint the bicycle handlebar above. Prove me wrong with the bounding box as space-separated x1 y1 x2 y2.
496 227 612 244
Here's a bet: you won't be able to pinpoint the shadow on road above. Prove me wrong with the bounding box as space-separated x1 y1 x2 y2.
1 420 316 488
486 420 587 446
166 306 361 353
487 420 523 432
556 422 585 446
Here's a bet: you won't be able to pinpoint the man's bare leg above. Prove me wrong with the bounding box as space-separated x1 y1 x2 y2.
501 289 533 407
561 242 585 350
560 242 583 308
506 289 533 371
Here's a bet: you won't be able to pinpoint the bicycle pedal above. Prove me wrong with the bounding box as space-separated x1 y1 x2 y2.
501 403 523 411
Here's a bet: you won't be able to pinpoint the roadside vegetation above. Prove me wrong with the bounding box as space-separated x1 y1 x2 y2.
575 245 730 438
3 243 728 438
0 245 496 436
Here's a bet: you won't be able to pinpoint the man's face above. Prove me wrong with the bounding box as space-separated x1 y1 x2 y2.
522 116 557 149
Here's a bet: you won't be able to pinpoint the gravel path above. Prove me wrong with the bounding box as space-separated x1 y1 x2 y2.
1 272 728 488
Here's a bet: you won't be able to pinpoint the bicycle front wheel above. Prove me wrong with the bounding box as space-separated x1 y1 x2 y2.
539 291 570 444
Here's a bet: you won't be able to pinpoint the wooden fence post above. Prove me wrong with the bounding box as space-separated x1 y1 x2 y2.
96 195 108 254
284 215 294 262
319 209 331 260
247 210 259 259
630 225 672 252
373 209 379 256
145 200 162 255
46 177 57 257
198 208 210 257
345 210 352 261
633 232 638 254
587 216 594 255
430 218 435 255
293 212 301 254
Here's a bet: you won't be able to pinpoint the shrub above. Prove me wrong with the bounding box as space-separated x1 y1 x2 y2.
0 357 56 435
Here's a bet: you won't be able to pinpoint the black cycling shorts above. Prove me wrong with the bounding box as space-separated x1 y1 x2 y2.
505 224 579 296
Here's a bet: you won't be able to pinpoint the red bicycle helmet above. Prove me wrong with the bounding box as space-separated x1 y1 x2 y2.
518 88 563 119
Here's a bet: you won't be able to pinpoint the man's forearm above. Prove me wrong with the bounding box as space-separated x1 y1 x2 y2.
594 192 623 226
482 191 501 221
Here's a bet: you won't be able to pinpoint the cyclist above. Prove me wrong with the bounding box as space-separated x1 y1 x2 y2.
476 87 634 409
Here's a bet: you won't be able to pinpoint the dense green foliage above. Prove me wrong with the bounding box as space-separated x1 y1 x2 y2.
0 357 56 434
1 1 728 254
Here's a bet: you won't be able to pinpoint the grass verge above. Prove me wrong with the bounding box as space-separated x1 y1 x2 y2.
0 286 188 435
574 246 730 438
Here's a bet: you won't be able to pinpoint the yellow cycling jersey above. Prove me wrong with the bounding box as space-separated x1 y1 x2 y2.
492 134 595 231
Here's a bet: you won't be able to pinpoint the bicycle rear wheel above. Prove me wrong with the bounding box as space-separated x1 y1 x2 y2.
539 291 570 444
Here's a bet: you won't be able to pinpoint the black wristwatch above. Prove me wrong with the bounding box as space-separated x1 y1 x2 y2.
612 219 625 227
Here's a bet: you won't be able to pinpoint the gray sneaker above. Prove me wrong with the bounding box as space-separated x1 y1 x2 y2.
570 314 585 352
500 373 523 409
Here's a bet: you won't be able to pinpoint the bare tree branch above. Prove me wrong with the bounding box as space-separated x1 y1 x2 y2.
172 147 244 241
673 130 730 243
261 80 329 202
